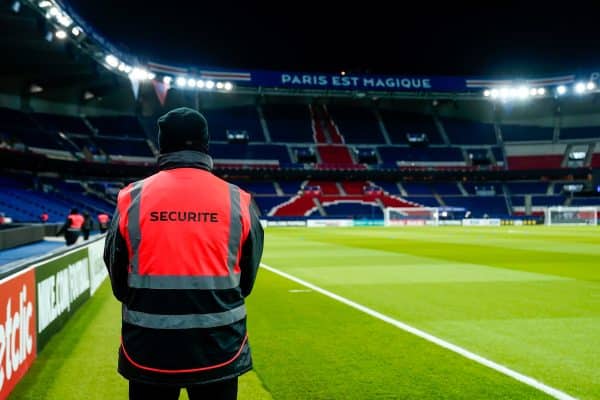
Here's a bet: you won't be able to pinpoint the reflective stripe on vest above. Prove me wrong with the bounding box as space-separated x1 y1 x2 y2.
122 304 246 330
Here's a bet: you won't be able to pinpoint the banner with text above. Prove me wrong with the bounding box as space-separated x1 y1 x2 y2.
0 268 36 399
35 249 91 351
249 71 468 92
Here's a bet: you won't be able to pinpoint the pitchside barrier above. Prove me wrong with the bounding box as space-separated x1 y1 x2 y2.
0 236 107 399
262 217 542 228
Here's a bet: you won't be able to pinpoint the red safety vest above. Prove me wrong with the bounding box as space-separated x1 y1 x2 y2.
97 213 109 224
69 214 84 229
116 167 252 377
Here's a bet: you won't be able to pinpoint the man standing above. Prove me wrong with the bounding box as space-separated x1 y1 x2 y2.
103 107 264 400
97 212 110 233
57 208 84 245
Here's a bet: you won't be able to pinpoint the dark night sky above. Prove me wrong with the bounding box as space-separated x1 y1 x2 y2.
66 0 600 77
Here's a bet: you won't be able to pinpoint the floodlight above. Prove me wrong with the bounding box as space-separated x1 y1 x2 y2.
216 82 224 89
205 81 215 89
55 30 67 40
517 86 529 99
556 85 567 95
483 90 491 97
586 82 596 90
105 55 119 68
175 77 186 87
575 82 586 94
224 82 233 91
187 78 196 88
163 76 172 85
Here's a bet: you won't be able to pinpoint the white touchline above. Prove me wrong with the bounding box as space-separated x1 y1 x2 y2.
260 263 578 400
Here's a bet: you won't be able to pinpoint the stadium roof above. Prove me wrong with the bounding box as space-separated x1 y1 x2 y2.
65 0 600 76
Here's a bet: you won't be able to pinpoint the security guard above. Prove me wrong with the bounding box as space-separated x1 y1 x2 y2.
104 107 263 400
97 212 110 233
57 208 84 245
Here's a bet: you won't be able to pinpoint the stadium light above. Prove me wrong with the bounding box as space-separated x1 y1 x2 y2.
587 81 596 90
57 14 72 27
55 30 67 40
175 77 186 87
197 80 205 88
517 86 529 99
490 88 499 99
205 80 215 89
216 82 224 89
105 55 119 68
187 78 196 88
129 68 153 80
224 82 233 91
556 85 567 95
38 1 52 8
499 87 509 99
49 6 59 16
483 90 491 97
537 87 546 96
163 76 172 85
71 26 82 36
574 82 586 94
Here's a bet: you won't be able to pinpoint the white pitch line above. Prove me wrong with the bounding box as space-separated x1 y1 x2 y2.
260 263 577 400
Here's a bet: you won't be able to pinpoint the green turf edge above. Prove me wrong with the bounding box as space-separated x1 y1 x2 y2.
10 281 272 400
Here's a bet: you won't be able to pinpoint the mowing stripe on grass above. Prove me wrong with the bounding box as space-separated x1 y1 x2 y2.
260 262 577 400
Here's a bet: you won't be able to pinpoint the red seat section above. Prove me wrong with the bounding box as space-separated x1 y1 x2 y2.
507 155 563 170
307 181 339 195
316 145 354 164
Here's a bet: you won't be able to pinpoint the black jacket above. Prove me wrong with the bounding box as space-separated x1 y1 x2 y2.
103 150 264 385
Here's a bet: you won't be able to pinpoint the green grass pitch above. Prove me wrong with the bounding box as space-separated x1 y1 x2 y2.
11 226 600 399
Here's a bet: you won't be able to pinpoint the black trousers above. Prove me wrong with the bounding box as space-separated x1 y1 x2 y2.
64 230 79 246
129 378 238 400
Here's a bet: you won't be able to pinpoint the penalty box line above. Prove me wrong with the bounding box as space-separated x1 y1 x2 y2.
259 263 577 400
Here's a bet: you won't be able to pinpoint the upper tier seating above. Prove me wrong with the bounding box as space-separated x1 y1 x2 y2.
379 110 443 144
201 106 264 142
86 116 147 138
441 118 497 145
263 104 313 143
501 124 553 142
326 105 385 144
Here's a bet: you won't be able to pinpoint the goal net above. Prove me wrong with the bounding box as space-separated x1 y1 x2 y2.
383 207 439 226
544 206 598 226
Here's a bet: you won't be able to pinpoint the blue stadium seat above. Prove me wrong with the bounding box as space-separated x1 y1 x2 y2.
442 118 497 145
379 110 443 144
202 107 264 142
559 126 600 140
327 105 385 144
501 124 553 141
263 104 312 143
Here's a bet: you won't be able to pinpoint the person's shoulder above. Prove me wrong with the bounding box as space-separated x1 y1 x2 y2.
117 176 150 201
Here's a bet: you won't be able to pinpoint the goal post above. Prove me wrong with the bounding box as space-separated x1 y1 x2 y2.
383 207 439 226
544 206 598 226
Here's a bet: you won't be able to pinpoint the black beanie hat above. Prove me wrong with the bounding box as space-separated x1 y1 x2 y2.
157 107 209 154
